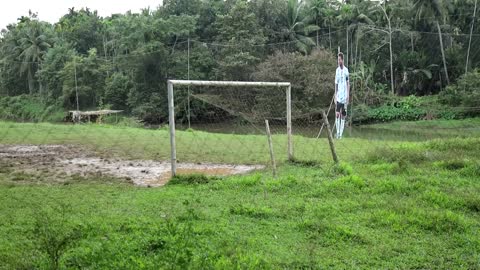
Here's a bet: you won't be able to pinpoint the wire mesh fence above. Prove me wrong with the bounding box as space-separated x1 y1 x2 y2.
1 99 479 188
1 22 480 186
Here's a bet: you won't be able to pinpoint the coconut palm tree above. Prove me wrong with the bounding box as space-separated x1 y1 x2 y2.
465 0 477 74
283 0 320 54
308 0 339 49
414 0 450 84
16 21 51 94
337 0 375 66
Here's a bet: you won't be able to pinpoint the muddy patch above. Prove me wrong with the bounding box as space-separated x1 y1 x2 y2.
0 144 264 187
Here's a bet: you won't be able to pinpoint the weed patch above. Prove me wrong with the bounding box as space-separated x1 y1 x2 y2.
229 204 275 219
169 174 219 185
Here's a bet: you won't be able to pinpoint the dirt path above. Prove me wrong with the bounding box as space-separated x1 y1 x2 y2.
0 144 264 187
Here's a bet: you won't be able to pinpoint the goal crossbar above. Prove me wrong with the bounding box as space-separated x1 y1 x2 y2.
168 80 291 87
167 79 293 176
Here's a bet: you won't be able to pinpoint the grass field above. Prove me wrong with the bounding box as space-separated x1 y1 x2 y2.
0 121 393 164
1 119 480 269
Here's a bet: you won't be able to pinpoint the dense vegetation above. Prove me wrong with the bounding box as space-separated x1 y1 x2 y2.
0 0 479 124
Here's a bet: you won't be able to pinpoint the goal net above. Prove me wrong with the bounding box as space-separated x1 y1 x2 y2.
167 80 293 175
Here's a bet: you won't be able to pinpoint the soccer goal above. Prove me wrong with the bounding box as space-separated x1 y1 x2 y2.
167 79 293 176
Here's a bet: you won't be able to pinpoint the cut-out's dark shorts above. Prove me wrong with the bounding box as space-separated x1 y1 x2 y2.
336 102 347 117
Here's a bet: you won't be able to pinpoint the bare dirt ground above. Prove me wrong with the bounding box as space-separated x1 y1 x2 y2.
0 144 264 187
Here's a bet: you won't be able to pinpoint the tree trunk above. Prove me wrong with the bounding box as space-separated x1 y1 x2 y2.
355 34 359 74
466 0 477 75
350 30 353 67
38 63 43 97
329 24 332 50
358 47 362 100
381 4 395 95
346 27 349 66
28 67 34 94
74 58 79 111
103 35 109 78
436 20 450 85
103 35 108 59
351 33 359 126
410 33 414 52
389 29 394 95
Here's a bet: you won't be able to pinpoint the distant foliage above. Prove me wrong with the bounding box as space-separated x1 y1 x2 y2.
0 0 479 123
254 49 336 112
439 69 480 110
0 95 64 122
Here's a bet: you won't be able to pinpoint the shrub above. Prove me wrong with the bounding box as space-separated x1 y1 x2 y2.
169 174 219 185
439 69 480 115
0 95 64 122
33 204 83 269
367 105 426 122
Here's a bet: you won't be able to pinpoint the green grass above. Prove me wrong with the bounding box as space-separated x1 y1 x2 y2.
0 120 480 269
0 121 405 165
364 118 480 134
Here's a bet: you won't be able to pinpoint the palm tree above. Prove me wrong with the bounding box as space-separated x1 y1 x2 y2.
338 0 375 67
465 0 477 75
308 0 327 47
0 27 22 95
16 21 51 94
284 0 320 54
378 3 395 95
308 0 338 49
414 0 450 84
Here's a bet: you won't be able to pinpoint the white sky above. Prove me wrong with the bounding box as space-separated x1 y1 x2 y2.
0 0 163 30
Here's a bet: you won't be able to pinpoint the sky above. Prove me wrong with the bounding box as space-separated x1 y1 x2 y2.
0 0 163 30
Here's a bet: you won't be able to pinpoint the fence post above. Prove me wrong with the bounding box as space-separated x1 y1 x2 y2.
286 85 293 160
316 95 335 139
321 110 339 164
265 120 277 178
167 81 177 176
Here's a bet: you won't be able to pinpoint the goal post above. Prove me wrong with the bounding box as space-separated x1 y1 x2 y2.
167 79 293 176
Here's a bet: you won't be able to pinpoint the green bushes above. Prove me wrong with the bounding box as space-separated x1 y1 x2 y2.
371 95 426 122
0 95 64 122
366 105 426 122
0 95 146 126
352 95 425 123
33 204 84 270
353 95 465 123
439 69 480 113
169 174 220 185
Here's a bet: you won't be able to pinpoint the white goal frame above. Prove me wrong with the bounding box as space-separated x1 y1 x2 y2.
167 79 293 176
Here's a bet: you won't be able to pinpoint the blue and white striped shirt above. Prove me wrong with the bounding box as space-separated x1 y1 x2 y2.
335 66 349 104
